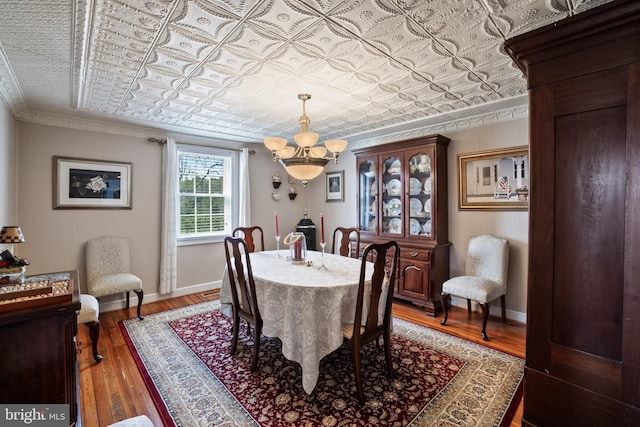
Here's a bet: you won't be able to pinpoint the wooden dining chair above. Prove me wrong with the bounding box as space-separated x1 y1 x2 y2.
223 236 263 371
331 226 360 258
232 226 264 253
342 240 400 403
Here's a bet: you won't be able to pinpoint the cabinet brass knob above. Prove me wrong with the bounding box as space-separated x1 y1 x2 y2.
410 252 418 257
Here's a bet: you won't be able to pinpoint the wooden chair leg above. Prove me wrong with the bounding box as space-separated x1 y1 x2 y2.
250 323 260 372
230 315 240 356
479 302 490 341
440 292 450 325
126 291 130 309
384 330 394 379
351 348 364 403
85 321 103 363
501 295 507 323
467 299 472 313
133 289 144 320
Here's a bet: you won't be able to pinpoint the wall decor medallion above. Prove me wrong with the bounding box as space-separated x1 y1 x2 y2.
53 157 132 209
458 146 529 211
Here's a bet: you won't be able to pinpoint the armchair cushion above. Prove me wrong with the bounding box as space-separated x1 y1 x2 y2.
89 272 142 298
442 276 503 303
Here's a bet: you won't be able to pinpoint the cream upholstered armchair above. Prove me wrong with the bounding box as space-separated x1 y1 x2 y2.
440 234 509 341
86 235 144 320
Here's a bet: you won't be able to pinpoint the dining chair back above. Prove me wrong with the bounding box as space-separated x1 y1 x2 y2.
223 236 263 371
232 226 264 253
440 234 509 341
342 240 400 403
331 226 360 258
86 235 144 320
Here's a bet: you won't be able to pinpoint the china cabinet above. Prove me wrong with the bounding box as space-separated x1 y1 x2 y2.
354 134 449 316
505 0 640 425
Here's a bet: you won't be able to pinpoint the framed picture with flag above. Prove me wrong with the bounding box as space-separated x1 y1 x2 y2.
457 146 529 211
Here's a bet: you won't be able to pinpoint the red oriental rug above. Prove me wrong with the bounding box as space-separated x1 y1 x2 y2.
120 300 523 426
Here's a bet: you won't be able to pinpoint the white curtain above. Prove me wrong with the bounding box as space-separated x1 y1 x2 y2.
160 136 177 294
238 147 251 227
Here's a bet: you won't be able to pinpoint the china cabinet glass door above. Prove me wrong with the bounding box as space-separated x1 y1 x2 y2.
407 149 433 237
358 158 377 233
381 154 403 235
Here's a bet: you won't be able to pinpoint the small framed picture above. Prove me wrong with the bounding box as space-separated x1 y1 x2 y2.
53 156 132 209
325 170 344 202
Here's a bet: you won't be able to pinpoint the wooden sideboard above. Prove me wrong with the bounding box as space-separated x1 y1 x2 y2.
0 270 81 427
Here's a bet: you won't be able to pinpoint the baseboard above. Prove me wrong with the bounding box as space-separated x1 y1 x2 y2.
449 296 527 324
98 280 222 313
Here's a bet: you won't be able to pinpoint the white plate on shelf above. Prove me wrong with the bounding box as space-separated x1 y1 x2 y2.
388 218 402 234
386 179 401 196
370 200 377 214
423 177 432 194
409 177 421 195
385 198 401 216
424 198 432 213
410 197 422 215
410 218 421 235
387 159 401 175
369 219 377 232
422 220 431 235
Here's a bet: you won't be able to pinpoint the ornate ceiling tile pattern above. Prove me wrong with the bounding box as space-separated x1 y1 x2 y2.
0 0 612 145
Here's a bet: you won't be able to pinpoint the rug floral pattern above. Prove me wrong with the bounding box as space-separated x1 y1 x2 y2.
120 301 523 426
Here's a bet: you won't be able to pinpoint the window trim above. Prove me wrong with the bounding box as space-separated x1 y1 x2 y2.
176 144 239 244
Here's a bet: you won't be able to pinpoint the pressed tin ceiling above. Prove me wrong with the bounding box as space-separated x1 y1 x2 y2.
0 0 612 148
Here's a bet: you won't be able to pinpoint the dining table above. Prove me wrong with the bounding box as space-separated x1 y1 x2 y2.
220 249 377 394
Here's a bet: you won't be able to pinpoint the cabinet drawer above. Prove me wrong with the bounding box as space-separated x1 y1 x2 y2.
401 249 431 262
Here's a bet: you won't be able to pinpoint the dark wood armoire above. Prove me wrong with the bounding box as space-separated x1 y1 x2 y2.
504 1 640 425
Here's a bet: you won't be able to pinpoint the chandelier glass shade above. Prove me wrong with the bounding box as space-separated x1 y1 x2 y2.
264 94 347 184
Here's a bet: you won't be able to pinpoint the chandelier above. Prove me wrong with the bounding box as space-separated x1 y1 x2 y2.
264 94 347 186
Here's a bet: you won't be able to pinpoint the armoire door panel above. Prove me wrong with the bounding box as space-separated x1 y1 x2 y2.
552 106 626 361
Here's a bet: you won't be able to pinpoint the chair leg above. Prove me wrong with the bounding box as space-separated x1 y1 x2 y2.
133 289 144 320
230 315 240 356
351 347 365 403
126 291 130 309
440 293 450 325
384 330 394 380
501 295 507 324
467 299 472 313
250 323 261 372
85 321 103 363
479 302 490 341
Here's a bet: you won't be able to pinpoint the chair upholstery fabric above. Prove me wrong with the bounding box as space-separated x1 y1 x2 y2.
331 226 360 258
232 226 264 253
440 234 509 341
224 236 263 372
342 240 399 403
78 293 102 362
86 235 144 320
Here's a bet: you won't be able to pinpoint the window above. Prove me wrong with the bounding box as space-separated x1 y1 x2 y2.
177 146 238 242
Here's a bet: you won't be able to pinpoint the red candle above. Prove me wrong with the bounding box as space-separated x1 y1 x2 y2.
275 211 279 236
320 213 325 244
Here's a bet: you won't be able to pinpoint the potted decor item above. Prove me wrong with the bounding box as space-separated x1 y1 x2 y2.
0 250 29 284
515 186 529 201
288 185 297 200
272 172 282 189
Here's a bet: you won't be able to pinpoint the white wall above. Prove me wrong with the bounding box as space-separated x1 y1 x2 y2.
0 101 17 226
13 118 528 320
307 118 529 321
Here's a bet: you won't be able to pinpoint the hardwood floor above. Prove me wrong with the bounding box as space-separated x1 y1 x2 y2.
77 293 526 426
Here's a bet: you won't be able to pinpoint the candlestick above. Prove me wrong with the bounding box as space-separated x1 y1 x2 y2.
320 213 325 244
318 241 327 270
275 211 279 236
275 235 281 258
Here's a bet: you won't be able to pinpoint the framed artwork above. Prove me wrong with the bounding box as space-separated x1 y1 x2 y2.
53 156 132 209
458 146 529 211
325 170 344 202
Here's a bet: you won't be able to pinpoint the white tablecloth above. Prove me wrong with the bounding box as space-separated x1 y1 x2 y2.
220 250 373 394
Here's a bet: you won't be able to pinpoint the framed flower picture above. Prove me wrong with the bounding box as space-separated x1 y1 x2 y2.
53 156 132 209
